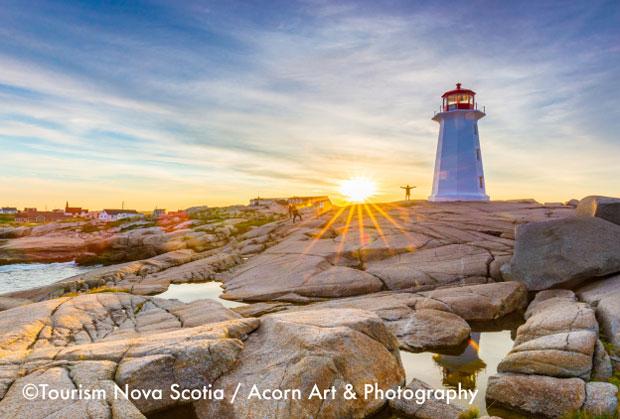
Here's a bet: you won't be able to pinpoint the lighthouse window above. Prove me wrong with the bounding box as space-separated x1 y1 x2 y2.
474 125 478 135
476 149 481 161
479 176 484 188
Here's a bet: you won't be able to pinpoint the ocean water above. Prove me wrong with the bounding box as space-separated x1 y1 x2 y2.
0 262 96 294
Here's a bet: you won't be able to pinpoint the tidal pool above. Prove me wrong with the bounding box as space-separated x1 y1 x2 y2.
156 282 247 308
399 329 517 416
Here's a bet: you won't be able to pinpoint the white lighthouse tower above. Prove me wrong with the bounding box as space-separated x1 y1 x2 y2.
429 83 489 202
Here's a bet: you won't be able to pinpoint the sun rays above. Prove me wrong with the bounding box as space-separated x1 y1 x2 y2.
303 198 420 260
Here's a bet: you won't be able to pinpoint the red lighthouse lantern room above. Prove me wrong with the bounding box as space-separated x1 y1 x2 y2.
442 83 476 111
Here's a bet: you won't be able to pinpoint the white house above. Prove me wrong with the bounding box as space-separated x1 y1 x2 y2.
0 207 18 214
98 209 143 222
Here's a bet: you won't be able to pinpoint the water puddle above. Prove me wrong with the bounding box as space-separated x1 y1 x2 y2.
156 282 247 308
399 330 516 415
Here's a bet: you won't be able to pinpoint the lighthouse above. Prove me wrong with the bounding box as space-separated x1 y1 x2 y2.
429 83 489 202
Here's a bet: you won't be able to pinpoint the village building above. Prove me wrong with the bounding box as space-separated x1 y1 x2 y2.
98 209 143 222
249 196 286 207
152 208 166 218
0 207 18 214
15 209 70 223
64 201 89 217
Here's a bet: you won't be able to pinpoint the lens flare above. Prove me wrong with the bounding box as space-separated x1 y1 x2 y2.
340 177 376 203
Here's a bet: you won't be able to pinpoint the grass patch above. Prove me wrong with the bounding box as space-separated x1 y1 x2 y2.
134 301 146 315
233 214 281 236
563 411 619 419
0 214 16 224
63 286 127 297
458 407 479 419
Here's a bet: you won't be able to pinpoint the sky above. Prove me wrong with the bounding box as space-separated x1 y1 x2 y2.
1 0 619 210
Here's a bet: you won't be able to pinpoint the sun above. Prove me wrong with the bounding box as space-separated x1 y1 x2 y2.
340 177 376 203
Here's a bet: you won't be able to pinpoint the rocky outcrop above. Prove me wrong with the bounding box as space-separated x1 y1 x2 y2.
0 292 258 417
388 378 465 419
577 275 620 348
503 216 620 290
0 293 407 418
498 290 598 379
487 290 618 418
194 309 405 418
278 282 527 352
577 195 620 226
223 201 572 302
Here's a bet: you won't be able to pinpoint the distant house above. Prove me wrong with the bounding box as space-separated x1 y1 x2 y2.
152 208 166 218
249 197 286 206
98 209 143 222
64 201 89 217
287 196 332 213
0 207 18 214
15 209 69 223
166 210 187 219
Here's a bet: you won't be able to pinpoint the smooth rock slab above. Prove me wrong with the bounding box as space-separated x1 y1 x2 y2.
194 309 405 419
504 216 620 290
418 281 527 321
366 244 492 292
486 374 586 418
389 378 465 419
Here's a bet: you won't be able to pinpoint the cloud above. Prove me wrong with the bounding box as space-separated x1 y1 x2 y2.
0 0 618 208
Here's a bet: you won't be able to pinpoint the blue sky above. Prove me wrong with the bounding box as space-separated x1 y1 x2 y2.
1 0 619 209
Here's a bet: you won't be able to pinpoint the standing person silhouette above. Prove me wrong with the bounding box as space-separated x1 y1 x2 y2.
291 205 302 223
400 184 416 201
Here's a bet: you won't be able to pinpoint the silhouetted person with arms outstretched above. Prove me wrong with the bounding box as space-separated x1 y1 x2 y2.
400 184 416 201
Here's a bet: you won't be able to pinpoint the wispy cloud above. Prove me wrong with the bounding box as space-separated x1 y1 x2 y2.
0 0 618 209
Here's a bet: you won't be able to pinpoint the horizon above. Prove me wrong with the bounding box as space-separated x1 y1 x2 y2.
1 0 619 209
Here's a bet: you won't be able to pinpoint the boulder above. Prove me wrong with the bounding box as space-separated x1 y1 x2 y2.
591 339 614 381
582 381 618 416
486 374 586 418
597 292 620 347
418 281 527 321
577 195 620 226
498 291 598 379
390 308 471 352
504 217 620 290
194 309 405 418
576 274 620 306
389 378 465 419
576 275 620 348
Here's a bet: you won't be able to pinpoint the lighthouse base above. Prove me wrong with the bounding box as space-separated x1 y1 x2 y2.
429 193 490 202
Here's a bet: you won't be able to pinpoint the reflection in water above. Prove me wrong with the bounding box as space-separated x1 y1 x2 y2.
400 330 517 415
156 282 247 308
433 332 486 390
